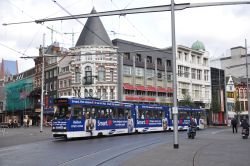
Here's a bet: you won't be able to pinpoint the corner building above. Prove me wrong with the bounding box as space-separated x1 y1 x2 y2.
61 8 118 100
58 8 174 104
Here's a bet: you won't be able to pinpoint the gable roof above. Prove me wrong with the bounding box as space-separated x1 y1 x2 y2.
75 8 112 47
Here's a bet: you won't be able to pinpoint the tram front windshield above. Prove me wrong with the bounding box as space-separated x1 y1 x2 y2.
54 106 71 119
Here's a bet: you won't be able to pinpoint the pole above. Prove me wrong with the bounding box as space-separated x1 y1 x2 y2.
245 39 250 124
224 75 228 125
117 53 123 101
171 0 179 149
40 33 45 132
155 58 157 104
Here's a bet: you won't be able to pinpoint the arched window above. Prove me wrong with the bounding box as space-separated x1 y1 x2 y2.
89 89 93 97
84 66 92 84
98 66 105 81
84 89 88 97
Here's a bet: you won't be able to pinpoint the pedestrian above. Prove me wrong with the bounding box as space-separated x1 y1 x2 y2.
241 118 249 132
27 118 30 127
231 117 238 133
23 117 27 127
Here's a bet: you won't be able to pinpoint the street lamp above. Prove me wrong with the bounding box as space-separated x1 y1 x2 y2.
40 33 45 132
171 0 179 149
245 39 250 124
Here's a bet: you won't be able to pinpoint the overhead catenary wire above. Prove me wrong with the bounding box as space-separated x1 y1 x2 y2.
51 0 116 49
4 2 173 63
2 1 60 57
0 42 31 57
20 48 172 59
110 0 153 45
4 0 76 44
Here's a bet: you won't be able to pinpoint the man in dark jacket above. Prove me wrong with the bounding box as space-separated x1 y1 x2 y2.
231 118 237 133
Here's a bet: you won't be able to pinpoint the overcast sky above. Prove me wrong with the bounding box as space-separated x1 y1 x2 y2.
0 0 250 73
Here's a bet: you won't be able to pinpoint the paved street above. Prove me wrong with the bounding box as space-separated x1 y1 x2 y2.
121 127 250 166
0 127 249 166
0 126 52 148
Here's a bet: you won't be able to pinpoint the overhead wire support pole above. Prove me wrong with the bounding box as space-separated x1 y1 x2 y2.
245 39 250 124
40 33 45 132
171 0 179 149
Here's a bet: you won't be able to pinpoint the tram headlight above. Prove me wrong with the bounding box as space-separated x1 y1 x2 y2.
63 126 66 130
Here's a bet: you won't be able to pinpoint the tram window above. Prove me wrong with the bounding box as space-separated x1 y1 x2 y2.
95 108 101 118
125 109 129 119
106 108 112 118
160 111 164 118
117 108 125 119
156 111 161 119
72 106 83 120
85 107 92 119
179 112 187 119
54 106 71 119
145 111 150 119
139 110 143 119
151 111 157 119
91 108 95 118
95 108 104 118
139 110 144 119
113 108 118 118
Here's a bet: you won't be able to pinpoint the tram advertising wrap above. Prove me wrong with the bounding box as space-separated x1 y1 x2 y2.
52 97 206 139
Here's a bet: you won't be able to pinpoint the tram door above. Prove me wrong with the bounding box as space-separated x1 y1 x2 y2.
127 109 134 133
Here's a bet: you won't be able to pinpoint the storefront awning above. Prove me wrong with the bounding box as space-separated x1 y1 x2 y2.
146 86 157 92
123 83 135 90
157 87 167 93
144 96 156 101
125 96 156 101
166 88 173 92
136 85 146 91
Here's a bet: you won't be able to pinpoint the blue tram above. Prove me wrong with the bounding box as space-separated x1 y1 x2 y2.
52 97 205 139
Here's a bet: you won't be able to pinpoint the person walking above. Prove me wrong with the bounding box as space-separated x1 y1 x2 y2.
231 117 238 133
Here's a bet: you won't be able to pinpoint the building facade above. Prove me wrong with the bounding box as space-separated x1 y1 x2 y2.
210 67 226 125
211 46 249 78
113 39 173 104
58 8 119 100
4 68 35 125
175 41 211 109
211 46 250 123
0 59 19 122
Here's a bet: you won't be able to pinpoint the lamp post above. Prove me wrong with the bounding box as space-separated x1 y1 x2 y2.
171 0 179 149
245 39 250 124
40 33 45 132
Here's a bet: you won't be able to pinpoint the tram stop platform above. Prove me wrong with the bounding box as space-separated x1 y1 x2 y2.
121 127 250 166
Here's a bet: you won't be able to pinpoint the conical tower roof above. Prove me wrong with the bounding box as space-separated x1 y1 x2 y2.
75 8 112 47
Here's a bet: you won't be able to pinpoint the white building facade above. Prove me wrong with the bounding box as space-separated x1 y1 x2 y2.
176 41 211 109
57 8 118 101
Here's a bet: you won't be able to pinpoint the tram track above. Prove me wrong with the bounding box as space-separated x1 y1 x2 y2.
95 138 167 166
56 132 183 166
